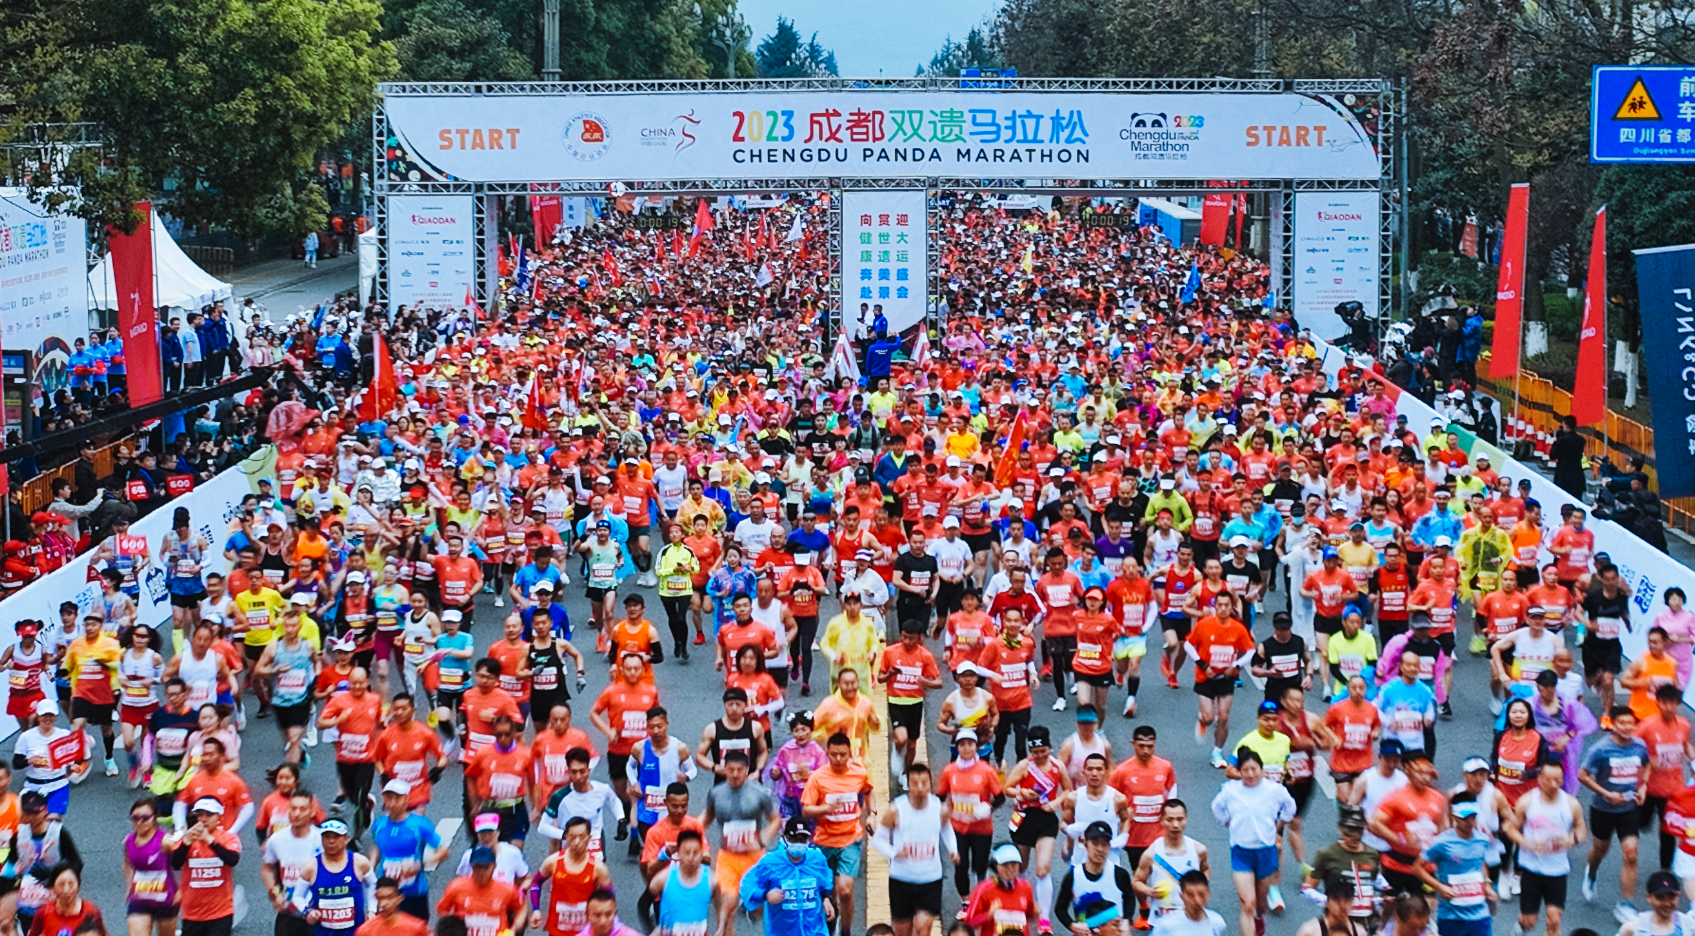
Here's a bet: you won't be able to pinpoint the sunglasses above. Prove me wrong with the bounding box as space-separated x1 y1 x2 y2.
131 813 156 823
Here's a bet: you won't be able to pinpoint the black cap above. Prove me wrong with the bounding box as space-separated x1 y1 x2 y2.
1649 870 1681 896
1028 725 1052 747
19 792 46 812
783 817 812 842
1083 821 1115 842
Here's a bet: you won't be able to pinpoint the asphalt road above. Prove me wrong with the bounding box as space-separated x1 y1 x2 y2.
31 570 1649 936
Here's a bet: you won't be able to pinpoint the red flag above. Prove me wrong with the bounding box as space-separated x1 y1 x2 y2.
602 249 621 286
1232 193 1246 248
759 210 769 249
530 194 563 244
523 374 549 430
1460 216 1479 258
464 284 485 320
1573 205 1608 426
656 234 665 263
109 201 164 406
359 334 398 422
994 410 1029 488
1490 183 1530 379
693 198 714 233
1198 190 1232 246
672 229 684 257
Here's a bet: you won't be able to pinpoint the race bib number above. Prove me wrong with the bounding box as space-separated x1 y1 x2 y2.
318 896 357 929
1491 617 1520 640
644 785 666 812
1497 759 1525 782
338 733 369 758
488 772 523 800
665 576 690 592
1046 585 1072 607
724 819 760 851
1076 642 1102 662
131 870 168 901
620 710 648 741
1338 656 1364 678
897 839 938 863
1597 616 1623 639
1448 871 1487 907
1343 722 1372 749
555 902 588 931
187 856 227 888
1271 654 1300 677
393 759 425 783
1380 591 1406 612
277 670 309 693
826 791 860 822
1609 755 1641 786
176 560 199 577
1132 794 1164 821
1208 645 1236 669
592 564 615 580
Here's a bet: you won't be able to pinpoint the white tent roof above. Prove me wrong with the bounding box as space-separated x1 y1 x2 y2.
88 212 233 312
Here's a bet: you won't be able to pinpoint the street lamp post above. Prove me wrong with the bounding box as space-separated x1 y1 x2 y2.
694 2 747 79
542 0 560 81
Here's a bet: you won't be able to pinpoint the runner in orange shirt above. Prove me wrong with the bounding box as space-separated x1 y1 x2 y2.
464 714 533 842
1322 675 1382 804
1367 751 1449 894
318 667 382 839
1109 725 1176 928
1071 587 1119 715
609 596 664 685
1105 558 1156 718
937 728 1004 901
373 692 445 813
435 849 525 936
878 620 943 775
589 654 661 840
1301 549 1360 660
528 700 599 814
432 535 483 617
169 798 242 930
173 737 252 830
486 616 532 718
800 732 873 935
1184 592 1255 768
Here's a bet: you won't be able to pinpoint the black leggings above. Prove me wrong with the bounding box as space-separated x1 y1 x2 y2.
661 595 691 650
1044 636 1076 699
1643 795 1677 869
994 708 1031 765
955 831 993 897
790 615 819 684
336 760 375 839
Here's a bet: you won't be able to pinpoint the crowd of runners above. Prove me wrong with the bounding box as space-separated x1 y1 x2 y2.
0 193 1688 936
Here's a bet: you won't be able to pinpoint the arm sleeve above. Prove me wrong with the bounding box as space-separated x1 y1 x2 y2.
1052 871 1077 931
209 841 240 866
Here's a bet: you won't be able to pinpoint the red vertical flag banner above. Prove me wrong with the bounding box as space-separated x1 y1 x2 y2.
529 195 562 244
1489 183 1530 379
1198 191 1232 245
109 202 163 406
1460 216 1479 258
359 334 398 423
1573 205 1608 426
1232 193 1246 249
994 411 1029 488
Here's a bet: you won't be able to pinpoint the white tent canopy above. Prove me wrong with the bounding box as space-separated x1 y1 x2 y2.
88 211 232 312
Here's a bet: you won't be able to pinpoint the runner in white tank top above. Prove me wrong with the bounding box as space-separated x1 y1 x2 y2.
177 646 220 710
1142 835 1204 917
749 596 791 671
872 788 953 885
1514 785 1578 878
1065 785 1127 865
1358 765 1408 852
1060 727 1111 788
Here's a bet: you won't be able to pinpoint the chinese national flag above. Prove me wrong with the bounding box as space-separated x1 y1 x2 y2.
359 334 398 422
693 198 714 233
523 375 549 431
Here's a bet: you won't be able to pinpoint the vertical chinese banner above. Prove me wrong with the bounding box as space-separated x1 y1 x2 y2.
108 202 163 406
1198 188 1233 245
1633 242 1695 496
841 191 928 338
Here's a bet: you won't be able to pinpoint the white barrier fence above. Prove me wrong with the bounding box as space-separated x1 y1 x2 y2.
1315 341 1695 700
0 448 270 736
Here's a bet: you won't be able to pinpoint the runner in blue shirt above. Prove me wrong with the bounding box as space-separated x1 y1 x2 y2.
368 780 448 920
1417 795 1495 936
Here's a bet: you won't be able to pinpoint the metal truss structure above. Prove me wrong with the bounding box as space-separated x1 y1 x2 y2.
372 77 1401 339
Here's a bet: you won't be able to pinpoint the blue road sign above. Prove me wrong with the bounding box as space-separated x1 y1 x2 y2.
1593 65 1695 163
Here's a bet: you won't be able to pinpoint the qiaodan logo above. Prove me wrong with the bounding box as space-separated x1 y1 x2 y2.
564 113 611 161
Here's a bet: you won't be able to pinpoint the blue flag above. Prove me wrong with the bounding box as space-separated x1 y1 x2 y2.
1180 263 1200 304
515 246 530 290
1634 243 1695 496
1261 288 1277 309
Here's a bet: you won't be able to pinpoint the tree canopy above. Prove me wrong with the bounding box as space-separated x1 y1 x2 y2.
754 16 838 78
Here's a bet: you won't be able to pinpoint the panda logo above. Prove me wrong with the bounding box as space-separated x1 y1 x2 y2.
1129 113 1169 129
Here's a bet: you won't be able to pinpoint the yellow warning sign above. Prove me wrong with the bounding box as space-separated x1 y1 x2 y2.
1614 77 1662 121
